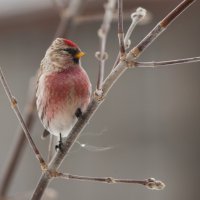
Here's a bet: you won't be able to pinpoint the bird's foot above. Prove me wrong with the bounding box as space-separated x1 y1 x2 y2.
55 133 64 152
55 143 63 152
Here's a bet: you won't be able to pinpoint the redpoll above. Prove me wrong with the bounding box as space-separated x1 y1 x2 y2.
36 38 91 150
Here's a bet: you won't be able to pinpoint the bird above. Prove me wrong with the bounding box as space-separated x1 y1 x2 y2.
36 38 91 151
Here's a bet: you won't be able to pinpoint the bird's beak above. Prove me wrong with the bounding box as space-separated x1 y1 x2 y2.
74 51 85 59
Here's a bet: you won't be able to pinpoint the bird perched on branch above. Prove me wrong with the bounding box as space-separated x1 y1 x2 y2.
36 38 91 151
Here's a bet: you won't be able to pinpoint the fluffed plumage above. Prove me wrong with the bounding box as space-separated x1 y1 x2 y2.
36 38 91 138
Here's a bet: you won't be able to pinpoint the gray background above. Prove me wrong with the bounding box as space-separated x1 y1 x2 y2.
0 0 200 199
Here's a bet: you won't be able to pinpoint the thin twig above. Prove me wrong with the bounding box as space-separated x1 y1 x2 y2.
31 1 196 199
127 0 196 60
54 0 83 38
117 0 125 57
134 56 200 68
0 67 47 170
124 8 147 50
96 0 116 92
51 0 65 16
55 173 165 190
0 78 36 196
112 7 147 69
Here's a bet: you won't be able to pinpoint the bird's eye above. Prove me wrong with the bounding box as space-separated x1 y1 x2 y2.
62 48 78 56
63 48 70 53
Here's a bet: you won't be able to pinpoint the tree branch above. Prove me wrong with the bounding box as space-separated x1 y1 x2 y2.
117 0 125 57
128 0 196 60
55 172 165 190
124 7 147 49
134 56 200 68
112 7 146 69
96 0 116 92
54 0 83 38
31 1 196 199
51 0 65 16
0 67 47 170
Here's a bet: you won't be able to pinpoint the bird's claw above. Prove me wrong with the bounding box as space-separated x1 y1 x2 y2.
55 133 64 152
55 142 63 152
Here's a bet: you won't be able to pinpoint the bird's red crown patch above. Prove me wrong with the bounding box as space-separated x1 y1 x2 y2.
63 39 77 48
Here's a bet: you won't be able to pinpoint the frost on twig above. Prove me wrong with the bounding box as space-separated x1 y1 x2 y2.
145 178 165 190
124 7 147 49
96 0 116 93
112 7 147 69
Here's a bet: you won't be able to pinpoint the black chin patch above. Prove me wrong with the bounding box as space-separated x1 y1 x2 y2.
63 48 79 64
73 57 79 64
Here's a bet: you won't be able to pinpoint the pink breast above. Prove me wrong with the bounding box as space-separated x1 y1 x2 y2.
43 67 91 120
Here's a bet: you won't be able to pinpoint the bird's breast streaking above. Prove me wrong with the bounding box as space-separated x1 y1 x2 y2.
36 66 91 137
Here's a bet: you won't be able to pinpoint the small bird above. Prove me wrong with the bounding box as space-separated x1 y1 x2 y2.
36 38 91 150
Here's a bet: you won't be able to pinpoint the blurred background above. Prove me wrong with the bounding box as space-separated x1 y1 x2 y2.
0 0 200 199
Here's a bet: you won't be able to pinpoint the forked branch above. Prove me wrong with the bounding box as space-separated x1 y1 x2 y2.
128 0 196 59
112 7 146 69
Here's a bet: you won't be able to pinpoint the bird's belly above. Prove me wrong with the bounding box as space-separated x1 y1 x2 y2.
36 70 90 138
47 106 77 137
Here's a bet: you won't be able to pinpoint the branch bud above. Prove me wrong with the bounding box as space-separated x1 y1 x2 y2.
145 178 166 190
95 51 109 61
131 7 147 20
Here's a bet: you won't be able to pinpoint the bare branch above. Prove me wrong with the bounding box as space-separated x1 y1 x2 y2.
112 7 146 69
0 67 47 170
55 173 165 190
96 0 116 92
117 0 125 57
134 56 200 68
54 0 83 38
124 7 147 49
31 1 196 199
51 0 65 16
128 0 196 60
